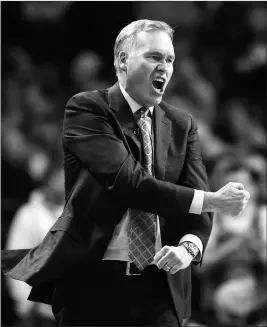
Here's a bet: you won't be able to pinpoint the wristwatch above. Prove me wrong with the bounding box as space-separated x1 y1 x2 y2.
180 241 199 259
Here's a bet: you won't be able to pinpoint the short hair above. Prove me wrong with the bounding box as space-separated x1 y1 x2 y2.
114 19 174 73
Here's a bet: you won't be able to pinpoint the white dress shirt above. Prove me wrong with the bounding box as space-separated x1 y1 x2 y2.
103 84 204 262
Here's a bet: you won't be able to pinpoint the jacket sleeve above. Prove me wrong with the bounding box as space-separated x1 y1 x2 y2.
63 93 195 222
176 115 213 261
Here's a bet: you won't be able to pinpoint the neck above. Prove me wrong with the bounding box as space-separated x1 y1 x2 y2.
117 74 126 89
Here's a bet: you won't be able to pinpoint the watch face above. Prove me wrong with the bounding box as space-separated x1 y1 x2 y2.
182 242 198 257
182 243 194 258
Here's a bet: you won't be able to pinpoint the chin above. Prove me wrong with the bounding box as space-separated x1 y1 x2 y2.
154 95 163 105
143 94 163 107
145 99 158 107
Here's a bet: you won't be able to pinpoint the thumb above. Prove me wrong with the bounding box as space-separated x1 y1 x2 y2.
232 182 244 190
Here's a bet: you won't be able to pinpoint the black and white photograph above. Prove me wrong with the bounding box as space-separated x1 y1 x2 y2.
1 2 266 327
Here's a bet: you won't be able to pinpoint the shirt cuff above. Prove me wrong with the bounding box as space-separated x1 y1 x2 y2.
179 234 203 262
189 190 204 215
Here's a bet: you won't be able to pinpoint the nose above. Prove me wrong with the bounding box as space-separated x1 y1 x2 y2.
157 61 168 73
157 61 172 76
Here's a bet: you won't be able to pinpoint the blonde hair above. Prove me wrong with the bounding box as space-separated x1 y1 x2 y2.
114 19 174 73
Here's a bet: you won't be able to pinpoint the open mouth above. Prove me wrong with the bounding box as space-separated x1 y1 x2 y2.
152 79 165 93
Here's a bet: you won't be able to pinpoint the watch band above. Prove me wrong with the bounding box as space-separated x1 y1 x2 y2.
180 241 199 258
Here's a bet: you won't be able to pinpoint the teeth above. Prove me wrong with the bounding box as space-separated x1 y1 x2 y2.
155 78 165 82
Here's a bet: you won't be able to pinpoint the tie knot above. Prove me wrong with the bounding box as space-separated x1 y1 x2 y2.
139 107 150 119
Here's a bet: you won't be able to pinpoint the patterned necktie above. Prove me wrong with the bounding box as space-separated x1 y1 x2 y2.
128 107 157 271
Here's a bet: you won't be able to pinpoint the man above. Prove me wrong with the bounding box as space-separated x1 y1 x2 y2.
2 20 250 327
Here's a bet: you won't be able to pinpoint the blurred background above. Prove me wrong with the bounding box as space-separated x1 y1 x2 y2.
1 1 266 327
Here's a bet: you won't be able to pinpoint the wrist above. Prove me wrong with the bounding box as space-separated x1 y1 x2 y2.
180 241 199 259
203 191 216 212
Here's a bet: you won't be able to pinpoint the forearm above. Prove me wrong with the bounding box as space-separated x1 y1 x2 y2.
111 156 195 217
175 116 213 254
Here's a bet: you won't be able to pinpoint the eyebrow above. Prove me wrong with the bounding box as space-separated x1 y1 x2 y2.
146 50 175 60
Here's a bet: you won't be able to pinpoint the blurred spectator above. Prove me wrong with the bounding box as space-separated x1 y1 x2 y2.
195 153 267 327
166 56 217 125
246 152 267 203
5 165 64 327
20 2 71 23
213 98 266 152
70 50 108 93
236 2 267 73
2 46 64 183
63 1 136 82
137 1 202 28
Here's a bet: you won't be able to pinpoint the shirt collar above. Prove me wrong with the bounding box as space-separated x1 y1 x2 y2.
119 83 154 116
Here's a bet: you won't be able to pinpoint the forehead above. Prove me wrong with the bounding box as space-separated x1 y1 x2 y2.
134 30 174 55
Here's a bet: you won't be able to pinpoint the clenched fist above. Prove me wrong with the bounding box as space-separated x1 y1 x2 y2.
153 245 193 274
203 182 250 217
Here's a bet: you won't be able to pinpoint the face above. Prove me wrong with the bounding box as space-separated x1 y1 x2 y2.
121 30 175 107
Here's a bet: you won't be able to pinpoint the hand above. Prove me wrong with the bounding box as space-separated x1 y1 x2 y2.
153 245 193 274
204 182 250 217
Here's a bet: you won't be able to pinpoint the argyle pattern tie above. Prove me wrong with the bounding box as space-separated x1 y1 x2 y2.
129 107 157 271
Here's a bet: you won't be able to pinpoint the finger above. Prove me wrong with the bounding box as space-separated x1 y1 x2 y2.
157 254 170 269
162 258 179 272
157 248 176 269
243 190 250 200
153 246 169 264
237 190 251 200
169 263 182 274
164 258 182 272
163 262 172 272
232 189 247 198
231 182 244 190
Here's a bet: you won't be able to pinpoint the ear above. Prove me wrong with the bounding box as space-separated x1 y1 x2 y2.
118 51 128 72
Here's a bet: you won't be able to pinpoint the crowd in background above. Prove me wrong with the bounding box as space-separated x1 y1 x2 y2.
1 2 266 327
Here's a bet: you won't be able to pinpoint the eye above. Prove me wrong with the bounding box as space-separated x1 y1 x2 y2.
151 55 160 61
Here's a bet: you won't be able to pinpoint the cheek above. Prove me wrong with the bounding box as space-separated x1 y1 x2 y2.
132 63 152 83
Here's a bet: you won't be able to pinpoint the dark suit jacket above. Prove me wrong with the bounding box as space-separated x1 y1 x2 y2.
2 83 212 325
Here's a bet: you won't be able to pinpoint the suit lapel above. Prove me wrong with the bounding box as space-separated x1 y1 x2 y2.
154 103 171 180
108 83 142 158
